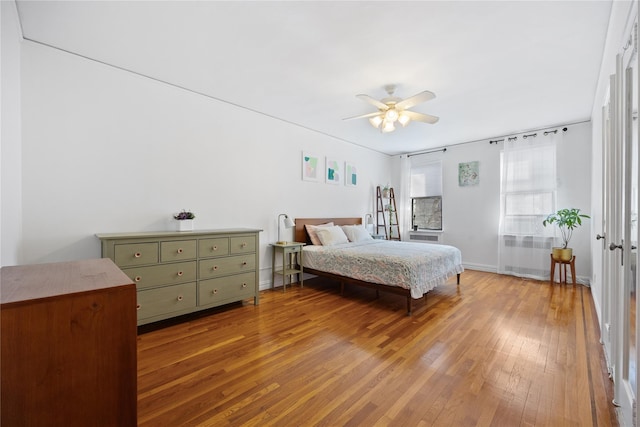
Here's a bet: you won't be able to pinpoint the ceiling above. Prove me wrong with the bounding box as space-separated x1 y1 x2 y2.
15 1 613 156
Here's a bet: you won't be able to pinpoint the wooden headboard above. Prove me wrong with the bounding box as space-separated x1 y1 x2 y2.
294 217 362 244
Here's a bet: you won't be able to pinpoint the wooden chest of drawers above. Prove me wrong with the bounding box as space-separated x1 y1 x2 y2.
97 228 261 325
1 259 137 426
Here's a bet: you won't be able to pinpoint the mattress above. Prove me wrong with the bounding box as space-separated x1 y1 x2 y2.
302 240 464 299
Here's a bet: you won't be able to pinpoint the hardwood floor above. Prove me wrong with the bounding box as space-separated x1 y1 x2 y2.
137 270 618 426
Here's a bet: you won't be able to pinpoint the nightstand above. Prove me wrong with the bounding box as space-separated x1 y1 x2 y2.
271 242 305 291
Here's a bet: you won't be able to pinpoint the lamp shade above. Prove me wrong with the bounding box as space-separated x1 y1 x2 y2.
365 213 375 234
382 121 395 133
369 115 383 128
283 216 295 228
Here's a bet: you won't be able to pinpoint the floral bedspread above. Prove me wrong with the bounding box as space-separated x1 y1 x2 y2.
302 240 464 299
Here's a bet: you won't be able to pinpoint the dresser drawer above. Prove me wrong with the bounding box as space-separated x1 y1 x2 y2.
199 237 230 258
199 254 255 279
136 282 197 321
122 261 196 290
230 236 256 254
199 272 256 307
114 242 158 267
161 240 197 262
282 245 302 255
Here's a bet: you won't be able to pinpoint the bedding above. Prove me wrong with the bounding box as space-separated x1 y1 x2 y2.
315 226 349 246
303 240 463 299
340 225 373 242
305 222 334 246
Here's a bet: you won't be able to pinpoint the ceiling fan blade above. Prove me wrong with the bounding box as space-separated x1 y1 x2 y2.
356 94 389 110
342 111 383 121
395 90 436 110
403 110 439 124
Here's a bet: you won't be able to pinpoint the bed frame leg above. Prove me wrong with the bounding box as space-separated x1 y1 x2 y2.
407 297 412 316
340 282 345 295
456 273 460 285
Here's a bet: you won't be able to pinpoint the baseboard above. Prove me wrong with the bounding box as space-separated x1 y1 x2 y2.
462 263 497 273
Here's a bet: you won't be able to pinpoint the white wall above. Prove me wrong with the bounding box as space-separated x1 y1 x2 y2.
13 40 391 289
1 1 23 266
391 121 593 280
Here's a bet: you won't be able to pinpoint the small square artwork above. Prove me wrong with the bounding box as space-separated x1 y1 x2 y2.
326 157 341 184
345 162 357 186
302 152 320 182
459 161 479 186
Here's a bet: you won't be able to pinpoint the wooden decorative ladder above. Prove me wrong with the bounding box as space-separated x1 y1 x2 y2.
376 186 401 241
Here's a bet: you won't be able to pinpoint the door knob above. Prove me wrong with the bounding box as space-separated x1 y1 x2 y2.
610 241 624 265
596 234 605 240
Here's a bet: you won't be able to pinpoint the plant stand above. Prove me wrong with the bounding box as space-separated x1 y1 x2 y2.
550 254 576 284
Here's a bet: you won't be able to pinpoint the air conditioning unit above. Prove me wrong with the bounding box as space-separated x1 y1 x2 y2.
408 232 441 244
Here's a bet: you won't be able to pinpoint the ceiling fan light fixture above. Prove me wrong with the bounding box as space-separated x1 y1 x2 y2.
369 115 383 128
381 121 395 133
384 108 399 122
345 86 438 133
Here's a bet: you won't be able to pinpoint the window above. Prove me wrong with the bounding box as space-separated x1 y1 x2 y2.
499 144 556 236
412 196 442 230
410 161 442 230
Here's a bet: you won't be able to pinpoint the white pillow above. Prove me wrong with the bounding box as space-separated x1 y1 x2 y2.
306 222 334 245
341 225 374 242
315 226 349 246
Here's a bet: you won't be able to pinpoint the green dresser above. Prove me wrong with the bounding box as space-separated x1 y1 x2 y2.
97 228 261 325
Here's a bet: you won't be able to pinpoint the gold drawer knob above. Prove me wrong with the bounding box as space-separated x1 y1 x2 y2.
242 262 247 266
212 266 218 271
177 295 183 302
212 246 218 251
177 248 183 254
136 304 141 310
241 243 247 248
242 283 247 288
177 271 183 277
211 289 218 295
134 276 142 282
134 252 142 258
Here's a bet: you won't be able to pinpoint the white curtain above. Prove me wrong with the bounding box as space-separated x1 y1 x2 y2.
497 132 559 280
399 155 412 237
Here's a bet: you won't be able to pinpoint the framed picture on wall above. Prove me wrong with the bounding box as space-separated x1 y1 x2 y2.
302 152 321 182
345 162 357 186
458 161 479 186
325 157 341 184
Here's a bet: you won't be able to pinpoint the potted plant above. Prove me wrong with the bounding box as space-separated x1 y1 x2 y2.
173 210 195 231
381 185 390 199
542 208 590 261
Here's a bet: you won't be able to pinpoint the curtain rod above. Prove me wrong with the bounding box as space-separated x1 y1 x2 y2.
407 148 447 158
403 120 586 156
488 127 568 144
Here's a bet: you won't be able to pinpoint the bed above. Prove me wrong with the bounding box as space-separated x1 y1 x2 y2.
294 218 464 315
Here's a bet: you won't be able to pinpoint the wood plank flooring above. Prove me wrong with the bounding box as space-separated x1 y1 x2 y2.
137 270 618 426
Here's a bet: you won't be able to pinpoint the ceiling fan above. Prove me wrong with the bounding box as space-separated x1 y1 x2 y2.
344 84 439 133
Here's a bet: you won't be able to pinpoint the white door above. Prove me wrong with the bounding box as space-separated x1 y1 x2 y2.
609 19 639 426
600 76 614 384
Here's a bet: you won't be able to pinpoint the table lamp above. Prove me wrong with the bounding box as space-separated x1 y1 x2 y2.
277 213 295 244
